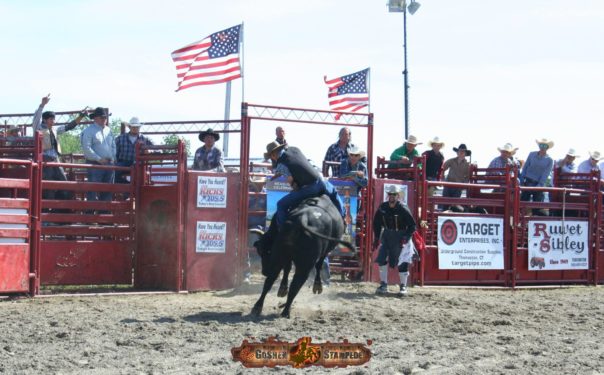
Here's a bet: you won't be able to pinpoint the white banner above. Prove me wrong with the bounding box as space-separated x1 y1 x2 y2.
527 220 589 270
437 216 504 269
197 176 227 208
195 221 227 253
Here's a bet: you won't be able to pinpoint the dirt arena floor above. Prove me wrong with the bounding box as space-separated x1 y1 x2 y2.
1 279 602 375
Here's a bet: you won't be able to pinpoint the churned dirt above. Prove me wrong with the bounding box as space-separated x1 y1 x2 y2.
1 279 602 374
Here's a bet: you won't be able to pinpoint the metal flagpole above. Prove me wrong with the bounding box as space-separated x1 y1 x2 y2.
223 81 231 157
241 21 245 104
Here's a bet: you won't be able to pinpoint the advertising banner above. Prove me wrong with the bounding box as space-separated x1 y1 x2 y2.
197 175 228 208
196 221 227 253
527 220 589 270
437 216 504 269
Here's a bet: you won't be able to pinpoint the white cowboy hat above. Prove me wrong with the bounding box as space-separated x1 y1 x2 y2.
404 135 422 145
126 117 143 127
427 136 444 147
588 150 603 161
386 185 401 195
497 143 518 155
565 148 579 158
348 145 366 158
535 138 554 149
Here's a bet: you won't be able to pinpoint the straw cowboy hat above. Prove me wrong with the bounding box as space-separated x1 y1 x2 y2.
6 125 20 134
89 107 110 118
497 143 518 155
386 185 401 195
588 150 603 161
565 148 580 158
264 141 286 159
198 128 220 142
125 117 143 127
427 136 444 147
404 135 421 145
348 145 366 158
535 138 554 149
453 143 472 156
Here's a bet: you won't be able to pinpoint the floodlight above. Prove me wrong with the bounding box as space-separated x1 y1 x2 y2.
407 0 421 15
388 0 405 13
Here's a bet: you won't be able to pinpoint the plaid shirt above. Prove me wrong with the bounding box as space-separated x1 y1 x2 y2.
339 159 368 188
487 156 520 175
323 142 355 176
115 133 153 165
193 146 225 172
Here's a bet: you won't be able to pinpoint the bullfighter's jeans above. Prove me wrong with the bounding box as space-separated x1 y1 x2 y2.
275 179 344 227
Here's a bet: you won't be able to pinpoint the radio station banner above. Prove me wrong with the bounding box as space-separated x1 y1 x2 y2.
527 220 589 270
196 221 227 253
437 216 504 269
197 176 227 208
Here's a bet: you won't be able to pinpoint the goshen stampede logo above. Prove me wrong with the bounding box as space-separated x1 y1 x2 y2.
232 337 372 368
440 219 457 245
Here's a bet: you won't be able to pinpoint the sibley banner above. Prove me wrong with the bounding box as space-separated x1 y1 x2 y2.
437 216 504 269
196 221 227 253
527 220 589 270
197 176 228 208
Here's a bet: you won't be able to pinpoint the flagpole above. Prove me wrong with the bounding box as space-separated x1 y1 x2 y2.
241 21 245 104
224 81 232 157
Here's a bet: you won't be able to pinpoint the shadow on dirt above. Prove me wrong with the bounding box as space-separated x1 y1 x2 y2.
183 310 279 324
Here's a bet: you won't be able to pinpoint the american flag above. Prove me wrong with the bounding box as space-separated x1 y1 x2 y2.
171 24 242 91
324 68 369 120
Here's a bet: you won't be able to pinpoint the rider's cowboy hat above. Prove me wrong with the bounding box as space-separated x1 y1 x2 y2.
588 150 603 161
124 117 143 127
404 135 421 145
453 143 472 156
199 128 220 142
264 141 286 159
497 143 518 155
427 136 444 147
348 145 366 158
535 138 554 149
386 185 402 195
89 107 110 119
565 148 579 158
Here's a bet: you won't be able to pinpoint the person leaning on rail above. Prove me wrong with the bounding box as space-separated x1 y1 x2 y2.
33 95 87 208
519 138 554 216
322 126 356 177
193 128 225 172
115 117 153 185
440 143 472 210
577 151 604 190
555 148 579 175
422 136 445 196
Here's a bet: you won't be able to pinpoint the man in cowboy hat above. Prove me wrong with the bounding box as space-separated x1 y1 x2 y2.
577 151 604 189
422 137 445 195
338 145 368 190
322 127 357 177
389 135 421 170
556 148 580 174
373 185 416 296
114 117 154 184
80 107 116 202
255 142 344 252
519 139 554 207
488 143 521 175
193 128 225 172
441 144 472 206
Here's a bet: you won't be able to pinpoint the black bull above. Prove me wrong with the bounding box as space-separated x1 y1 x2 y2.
251 194 355 318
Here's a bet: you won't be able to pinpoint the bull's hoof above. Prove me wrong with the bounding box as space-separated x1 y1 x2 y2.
313 282 323 294
251 304 263 317
277 285 288 297
280 309 291 319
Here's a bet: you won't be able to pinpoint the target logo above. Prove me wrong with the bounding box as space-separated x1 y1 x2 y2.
440 219 458 245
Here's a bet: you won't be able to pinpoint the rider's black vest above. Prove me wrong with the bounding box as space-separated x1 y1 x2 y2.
277 147 321 188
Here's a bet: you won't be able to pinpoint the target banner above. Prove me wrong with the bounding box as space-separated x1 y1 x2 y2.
437 216 504 270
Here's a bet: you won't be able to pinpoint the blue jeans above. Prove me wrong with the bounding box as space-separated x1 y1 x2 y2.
275 179 344 227
87 166 115 202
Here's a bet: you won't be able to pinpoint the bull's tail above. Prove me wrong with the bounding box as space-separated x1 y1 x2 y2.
298 214 356 252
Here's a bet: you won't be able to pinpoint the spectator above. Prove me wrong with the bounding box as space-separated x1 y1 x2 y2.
323 127 355 177
519 138 554 208
422 137 444 196
441 144 472 202
193 128 225 172
115 117 153 184
488 143 520 174
33 95 86 203
577 151 602 174
275 126 287 145
338 145 368 190
389 135 421 169
556 149 579 174
5 126 22 146
80 107 116 202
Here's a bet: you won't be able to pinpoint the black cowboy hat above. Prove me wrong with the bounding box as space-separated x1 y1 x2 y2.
453 143 472 156
199 128 220 142
264 141 287 159
89 107 110 118
42 111 55 120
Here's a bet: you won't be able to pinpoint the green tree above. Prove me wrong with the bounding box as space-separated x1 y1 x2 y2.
162 134 190 156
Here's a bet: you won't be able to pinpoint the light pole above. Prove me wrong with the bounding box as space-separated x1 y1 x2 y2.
388 0 421 140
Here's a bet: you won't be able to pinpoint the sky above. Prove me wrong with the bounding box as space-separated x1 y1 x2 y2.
1 0 603 168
